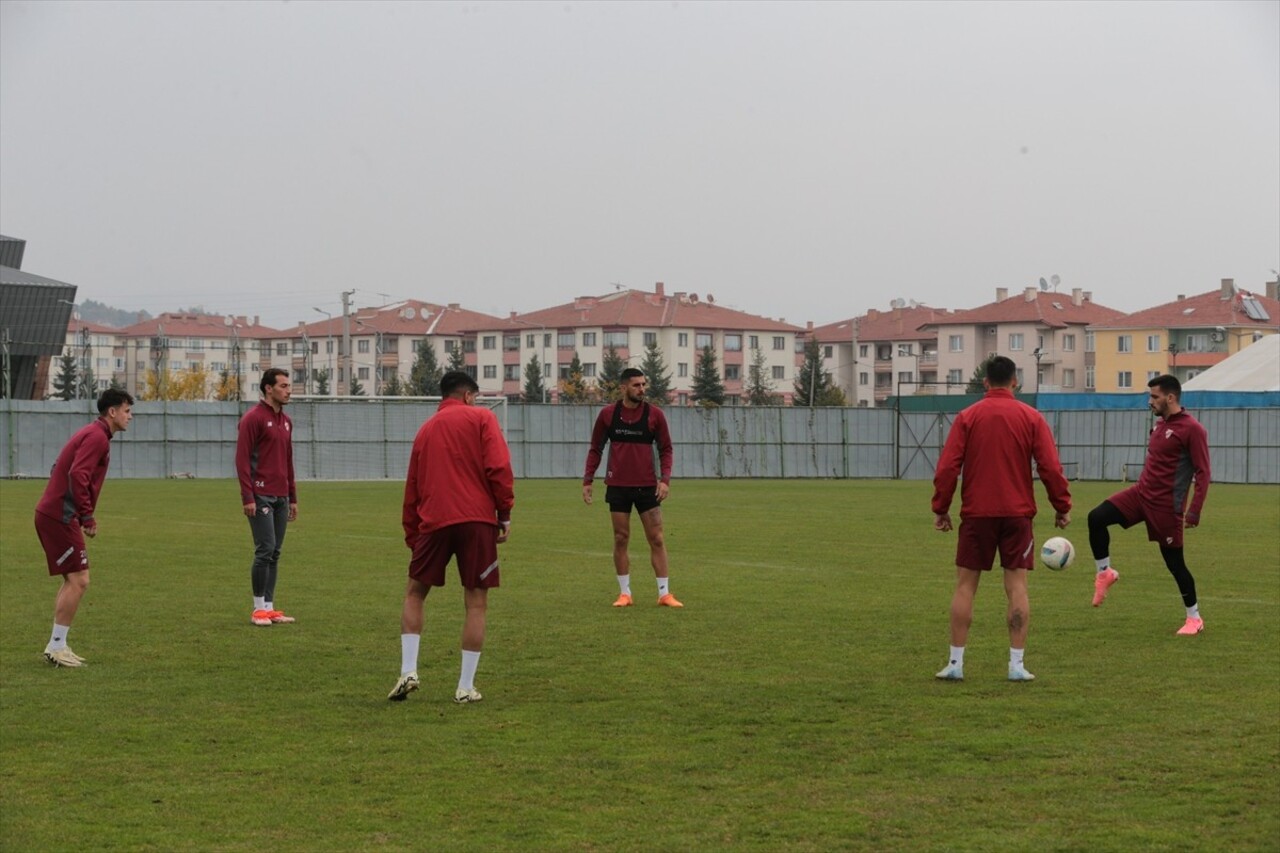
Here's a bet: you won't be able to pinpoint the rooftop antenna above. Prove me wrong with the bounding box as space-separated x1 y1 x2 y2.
890 298 906 309
1050 274 1061 291
611 282 625 291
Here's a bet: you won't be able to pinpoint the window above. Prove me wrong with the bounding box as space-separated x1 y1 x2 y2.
1062 334 1076 352
504 335 520 351
1085 367 1095 389
96 358 110 369
1117 371 1132 388
358 367 370 380
678 333 689 348
1009 333 1024 351
544 362 552 377
1147 334 1161 353
188 338 204 351
947 369 963 384
772 336 785 351
526 334 536 349
1062 368 1075 388
1085 332 1095 353
504 365 520 381
643 332 657 347
1147 370 1160 381
326 340 334 354
898 344 914 356
898 371 913 383
725 365 740 380
725 334 742 352
276 343 289 355
136 360 146 372
949 335 964 353
1185 334 1209 352
677 363 688 377
859 344 869 358
115 358 124 370
1037 335 1045 350
483 365 497 379
583 363 597 378
211 340 225 350
771 366 785 379
696 333 712 349
464 366 477 379
877 345 892 360
603 331 628 348
358 339 371 354
677 393 689 406
558 363 570 379
311 341 319 354
1186 369 1201 380
824 345 833 358
749 335 760 350
582 332 597 347
1117 335 1132 353
483 336 497 350
859 372 869 386
462 339 476 353
795 339 806 353
1016 369 1024 387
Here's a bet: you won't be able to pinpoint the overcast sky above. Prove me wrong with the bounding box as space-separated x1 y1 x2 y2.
2 0 1277 330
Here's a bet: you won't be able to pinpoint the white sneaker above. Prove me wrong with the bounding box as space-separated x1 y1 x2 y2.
935 663 963 681
453 687 483 704
1008 663 1036 682
387 672 419 701
44 647 84 668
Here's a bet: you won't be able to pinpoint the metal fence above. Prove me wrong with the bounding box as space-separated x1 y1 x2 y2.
2 399 1277 484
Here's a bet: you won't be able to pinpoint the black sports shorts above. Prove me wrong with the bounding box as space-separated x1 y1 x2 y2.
605 485 661 515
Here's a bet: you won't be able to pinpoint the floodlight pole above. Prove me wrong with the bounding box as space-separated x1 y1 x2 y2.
341 290 355 396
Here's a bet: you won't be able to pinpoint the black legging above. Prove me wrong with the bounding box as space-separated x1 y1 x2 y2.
1088 500 1197 608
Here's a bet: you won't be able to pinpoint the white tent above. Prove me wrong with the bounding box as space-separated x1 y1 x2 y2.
1182 334 1280 392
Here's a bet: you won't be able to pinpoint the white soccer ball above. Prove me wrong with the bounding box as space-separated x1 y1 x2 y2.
1040 536 1075 571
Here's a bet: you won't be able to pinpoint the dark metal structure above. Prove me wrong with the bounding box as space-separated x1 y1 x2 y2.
0 235 77 399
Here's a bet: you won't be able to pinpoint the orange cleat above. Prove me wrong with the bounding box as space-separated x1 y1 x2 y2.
1092 568 1119 607
251 609 273 627
1176 617 1204 636
657 593 683 608
267 610 296 624
612 594 633 607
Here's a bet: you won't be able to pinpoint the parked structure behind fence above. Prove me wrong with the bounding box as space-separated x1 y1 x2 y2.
3 400 1277 484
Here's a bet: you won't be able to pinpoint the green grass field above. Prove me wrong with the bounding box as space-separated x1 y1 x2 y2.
1 478 1277 851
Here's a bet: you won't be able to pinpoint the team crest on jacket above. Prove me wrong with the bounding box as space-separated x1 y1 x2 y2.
1165 429 1173 439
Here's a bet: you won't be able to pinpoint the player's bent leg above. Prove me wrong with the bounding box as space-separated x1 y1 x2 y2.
54 570 90 628
1003 568 1030 650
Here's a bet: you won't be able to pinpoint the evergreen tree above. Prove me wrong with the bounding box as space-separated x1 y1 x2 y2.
408 339 443 396
638 340 673 406
523 354 547 403
691 345 726 407
744 347 777 405
558 352 595 404
382 373 406 397
793 339 847 407
447 344 467 372
349 375 366 396
53 351 78 400
966 354 998 393
597 345 626 402
314 368 331 396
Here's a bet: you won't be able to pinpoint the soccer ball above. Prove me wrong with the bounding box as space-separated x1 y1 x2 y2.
1040 536 1075 571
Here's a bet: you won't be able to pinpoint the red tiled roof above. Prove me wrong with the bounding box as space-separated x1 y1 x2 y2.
118 313 286 338
464 288 803 334
65 319 122 334
809 318 856 343
858 306 953 341
1088 288 1280 331
295 300 505 338
925 291 1124 329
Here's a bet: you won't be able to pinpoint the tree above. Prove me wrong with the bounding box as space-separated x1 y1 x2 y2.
313 368 331 396
744 347 777 406
408 339 443 396
214 369 242 401
349 374 366 397
382 373 406 397
447 344 466 373
793 339 847 407
691 345 726 407
523 354 547 403
558 352 595 404
966 354 998 394
52 351 79 400
142 365 211 401
638 340 673 406
597 345 626 402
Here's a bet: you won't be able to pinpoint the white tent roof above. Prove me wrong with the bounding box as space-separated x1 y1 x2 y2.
1183 334 1280 392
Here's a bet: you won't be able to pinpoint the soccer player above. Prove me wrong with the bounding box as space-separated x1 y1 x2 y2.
931 355 1071 682
582 367 681 608
388 371 515 704
35 388 134 667
1087 374 1211 635
236 368 298 627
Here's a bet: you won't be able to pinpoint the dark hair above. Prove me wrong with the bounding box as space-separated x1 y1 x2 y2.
259 368 289 395
97 388 134 413
440 370 479 397
985 355 1017 386
1148 373 1182 398
620 368 645 381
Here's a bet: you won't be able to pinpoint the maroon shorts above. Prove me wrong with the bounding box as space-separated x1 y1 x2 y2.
34 512 89 576
408 522 500 589
955 516 1035 571
1106 485 1184 548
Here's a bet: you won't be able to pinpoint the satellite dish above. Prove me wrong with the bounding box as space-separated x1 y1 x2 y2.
401 307 415 320
224 316 234 327
420 308 432 319
908 299 920 308
1050 274 1061 289
890 298 906 309
1039 277 1049 291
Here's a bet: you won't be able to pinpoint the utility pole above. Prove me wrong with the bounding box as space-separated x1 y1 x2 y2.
1 328 11 399
341 289 355 395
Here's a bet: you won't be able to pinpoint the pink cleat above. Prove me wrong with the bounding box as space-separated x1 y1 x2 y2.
1092 568 1119 607
1176 617 1204 636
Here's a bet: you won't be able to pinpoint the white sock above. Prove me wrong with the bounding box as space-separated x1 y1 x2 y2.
400 634 420 675
1187 604 1200 619
657 577 670 597
948 646 965 667
265 601 275 612
459 650 481 691
1095 559 1110 573
253 596 266 611
617 574 631 595
1010 648 1025 667
49 623 70 651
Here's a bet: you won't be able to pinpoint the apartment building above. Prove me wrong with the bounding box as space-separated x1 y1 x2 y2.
466 283 805 403
1088 279 1279 392
46 319 121 398
924 287 1125 394
850 304 953 407
806 318 857 404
